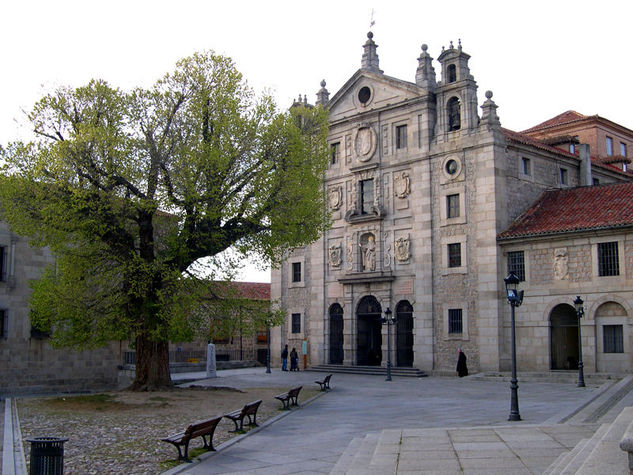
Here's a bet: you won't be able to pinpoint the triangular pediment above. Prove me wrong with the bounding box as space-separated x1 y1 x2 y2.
327 70 427 122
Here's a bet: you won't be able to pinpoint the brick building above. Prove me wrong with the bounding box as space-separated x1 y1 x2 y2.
271 32 633 375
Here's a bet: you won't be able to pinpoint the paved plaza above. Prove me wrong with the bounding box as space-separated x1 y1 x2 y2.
164 369 608 474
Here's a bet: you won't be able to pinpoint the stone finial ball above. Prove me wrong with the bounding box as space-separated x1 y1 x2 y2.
421 44 428 52
320 80 326 88
367 31 374 39
485 90 493 99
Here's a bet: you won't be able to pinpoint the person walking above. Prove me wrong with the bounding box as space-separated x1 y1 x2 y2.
456 348 468 377
281 344 289 371
290 347 299 371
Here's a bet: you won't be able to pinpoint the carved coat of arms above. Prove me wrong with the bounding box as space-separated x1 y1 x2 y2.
328 244 342 268
395 235 411 262
328 186 342 210
394 171 411 199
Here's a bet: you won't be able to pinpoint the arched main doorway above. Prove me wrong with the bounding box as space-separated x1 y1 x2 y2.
396 300 414 367
357 296 382 366
329 303 344 364
550 304 579 370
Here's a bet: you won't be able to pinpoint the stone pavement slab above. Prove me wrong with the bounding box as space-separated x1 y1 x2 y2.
164 370 603 474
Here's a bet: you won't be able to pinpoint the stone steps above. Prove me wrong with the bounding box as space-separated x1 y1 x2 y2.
308 364 427 378
562 375 633 424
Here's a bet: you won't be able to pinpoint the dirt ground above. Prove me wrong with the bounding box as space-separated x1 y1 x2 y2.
18 385 318 474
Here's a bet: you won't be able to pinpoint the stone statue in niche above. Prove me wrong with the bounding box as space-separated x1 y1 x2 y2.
395 235 411 262
328 244 342 268
394 171 411 199
360 233 377 272
328 186 342 210
553 248 568 280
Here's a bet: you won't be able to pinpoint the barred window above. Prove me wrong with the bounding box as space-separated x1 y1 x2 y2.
603 325 623 353
292 262 302 282
291 313 301 334
598 242 619 276
448 309 462 334
360 179 374 214
448 243 461 268
330 142 340 165
396 125 407 149
507 251 525 282
446 194 460 219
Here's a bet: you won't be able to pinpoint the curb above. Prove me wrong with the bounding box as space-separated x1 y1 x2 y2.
161 390 330 475
2 398 27 475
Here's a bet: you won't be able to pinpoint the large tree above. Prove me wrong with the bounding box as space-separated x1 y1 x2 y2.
0 51 329 390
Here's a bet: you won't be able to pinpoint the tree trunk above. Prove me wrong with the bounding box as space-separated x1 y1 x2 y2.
130 335 172 390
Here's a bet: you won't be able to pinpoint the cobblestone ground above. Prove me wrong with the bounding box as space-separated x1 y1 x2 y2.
18 386 317 475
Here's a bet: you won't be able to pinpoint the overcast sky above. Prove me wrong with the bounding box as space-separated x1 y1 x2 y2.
2 0 631 281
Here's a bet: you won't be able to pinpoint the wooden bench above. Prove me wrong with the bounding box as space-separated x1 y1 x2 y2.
315 374 332 391
224 400 262 432
161 415 222 461
274 386 302 410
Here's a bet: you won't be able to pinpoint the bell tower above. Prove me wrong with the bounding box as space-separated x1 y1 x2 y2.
435 40 479 139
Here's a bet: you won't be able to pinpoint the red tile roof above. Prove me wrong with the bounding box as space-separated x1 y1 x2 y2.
502 128 577 158
498 182 633 240
520 110 588 134
215 281 271 300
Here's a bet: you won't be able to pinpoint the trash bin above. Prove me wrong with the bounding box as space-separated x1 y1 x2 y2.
28 437 68 475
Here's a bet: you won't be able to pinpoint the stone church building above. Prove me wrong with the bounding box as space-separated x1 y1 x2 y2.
271 32 633 375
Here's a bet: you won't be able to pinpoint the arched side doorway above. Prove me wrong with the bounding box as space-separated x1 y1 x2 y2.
596 301 629 373
329 303 344 365
550 304 579 370
357 296 382 366
396 300 414 367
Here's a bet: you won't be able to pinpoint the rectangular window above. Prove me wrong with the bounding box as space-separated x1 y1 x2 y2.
598 241 619 276
0 309 5 338
330 142 340 165
0 246 5 282
448 309 463 334
603 325 623 353
606 136 613 156
396 125 407 149
559 168 568 185
446 194 460 219
360 179 374 214
291 313 301 334
620 142 627 157
521 157 531 176
448 243 461 268
507 251 525 282
292 262 302 283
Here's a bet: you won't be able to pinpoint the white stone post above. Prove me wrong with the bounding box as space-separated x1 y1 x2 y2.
206 343 217 378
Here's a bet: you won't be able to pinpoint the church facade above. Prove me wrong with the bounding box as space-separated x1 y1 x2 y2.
271 33 633 374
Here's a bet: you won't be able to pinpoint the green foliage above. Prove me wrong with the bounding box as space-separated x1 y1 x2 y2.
0 51 329 368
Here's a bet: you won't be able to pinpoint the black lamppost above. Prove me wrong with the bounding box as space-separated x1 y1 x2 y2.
504 272 524 421
574 296 585 388
265 324 271 374
381 307 396 381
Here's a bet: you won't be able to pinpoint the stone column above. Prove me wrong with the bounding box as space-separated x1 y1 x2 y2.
206 343 217 378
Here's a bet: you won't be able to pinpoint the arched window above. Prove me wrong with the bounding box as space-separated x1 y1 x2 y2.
448 97 461 131
447 64 457 83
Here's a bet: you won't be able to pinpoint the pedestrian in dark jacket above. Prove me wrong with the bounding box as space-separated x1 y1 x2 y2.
281 344 289 371
290 348 299 371
456 348 468 377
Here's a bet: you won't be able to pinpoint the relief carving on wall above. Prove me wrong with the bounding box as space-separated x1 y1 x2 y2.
328 186 342 211
328 243 342 268
346 240 354 271
353 124 377 162
393 171 411 199
395 235 411 262
383 231 391 268
553 248 568 280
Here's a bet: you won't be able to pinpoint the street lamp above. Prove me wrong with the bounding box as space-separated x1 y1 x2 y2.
574 296 585 388
266 324 271 374
380 307 396 381
504 272 524 421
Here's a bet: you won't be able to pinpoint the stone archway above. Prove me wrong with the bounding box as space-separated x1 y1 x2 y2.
550 304 578 370
595 301 629 373
356 296 382 366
